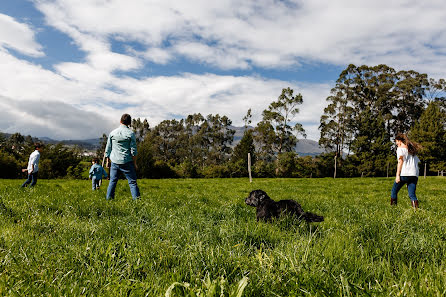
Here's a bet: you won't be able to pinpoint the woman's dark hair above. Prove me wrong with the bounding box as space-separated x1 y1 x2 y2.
120 114 132 126
395 133 421 155
92 158 99 163
34 142 42 149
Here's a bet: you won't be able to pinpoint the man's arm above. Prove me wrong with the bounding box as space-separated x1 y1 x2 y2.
105 134 112 167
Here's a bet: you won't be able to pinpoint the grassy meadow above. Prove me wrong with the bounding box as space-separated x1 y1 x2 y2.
0 177 445 296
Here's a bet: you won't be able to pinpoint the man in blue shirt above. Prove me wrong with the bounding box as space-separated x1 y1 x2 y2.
105 114 141 200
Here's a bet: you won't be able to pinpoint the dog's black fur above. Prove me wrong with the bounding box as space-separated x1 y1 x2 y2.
245 189 324 222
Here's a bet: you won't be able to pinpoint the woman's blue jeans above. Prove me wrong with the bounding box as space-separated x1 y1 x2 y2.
106 162 140 200
391 176 418 201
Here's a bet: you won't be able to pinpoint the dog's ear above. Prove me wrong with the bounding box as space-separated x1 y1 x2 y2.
256 190 269 203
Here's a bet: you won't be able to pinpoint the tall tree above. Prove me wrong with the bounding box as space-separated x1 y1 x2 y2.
319 86 354 157
262 87 306 154
132 118 150 143
410 101 446 172
205 114 235 165
231 109 256 176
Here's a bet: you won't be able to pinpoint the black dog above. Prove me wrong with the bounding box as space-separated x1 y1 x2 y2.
245 189 324 222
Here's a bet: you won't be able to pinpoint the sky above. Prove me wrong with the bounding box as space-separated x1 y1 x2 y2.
1 0 446 141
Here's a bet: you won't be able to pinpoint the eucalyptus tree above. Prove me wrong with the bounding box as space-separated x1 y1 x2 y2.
185 113 208 166
410 101 446 172
261 87 306 154
253 120 276 162
319 85 354 157
231 109 256 175
151 119 186 164
205 114 235 165
392 70 428 134
131 118 150 143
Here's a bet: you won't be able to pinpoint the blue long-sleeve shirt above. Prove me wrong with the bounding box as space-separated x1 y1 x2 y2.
89 163 108 180
105 124 138 164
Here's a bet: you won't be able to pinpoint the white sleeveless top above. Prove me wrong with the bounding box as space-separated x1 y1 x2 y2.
397 147 420 176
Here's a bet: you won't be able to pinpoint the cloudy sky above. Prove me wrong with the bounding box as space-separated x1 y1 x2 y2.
1 0 446 140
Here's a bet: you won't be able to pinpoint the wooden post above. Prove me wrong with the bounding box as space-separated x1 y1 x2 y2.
334 155 337 179
424 162 427 179
386 161 389 178
248 153 252 183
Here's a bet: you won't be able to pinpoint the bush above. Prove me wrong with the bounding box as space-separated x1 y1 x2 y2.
200 164 230 178
173 160 200 178
0 151 20 178
252 160 275 178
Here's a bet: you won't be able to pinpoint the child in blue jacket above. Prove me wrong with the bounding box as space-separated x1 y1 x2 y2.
89 158 108 190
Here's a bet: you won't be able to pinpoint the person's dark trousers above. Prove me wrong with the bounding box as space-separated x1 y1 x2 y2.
21 172 38 187
92 177 101 190
390 176 418 203
106 161 140 200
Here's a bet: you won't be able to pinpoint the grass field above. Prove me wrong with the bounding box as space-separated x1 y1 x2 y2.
0 177 445 296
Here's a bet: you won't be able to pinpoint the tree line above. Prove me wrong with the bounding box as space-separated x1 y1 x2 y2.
1 64 445 179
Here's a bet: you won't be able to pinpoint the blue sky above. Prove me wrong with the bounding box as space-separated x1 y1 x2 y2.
1 0 446 140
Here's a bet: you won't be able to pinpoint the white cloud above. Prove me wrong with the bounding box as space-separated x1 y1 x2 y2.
0 48 328 140
0 13 44 57
33 0 446 76
3 0 446 141
0 95 114 140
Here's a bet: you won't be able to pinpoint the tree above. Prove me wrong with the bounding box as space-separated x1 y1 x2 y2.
253 120 276 162
242 108 252 128
410 101 446 172
319 86 354 157
350 107 392 176
231 129 255 177
205 114 235 165
262 87 306 154
150 119 186 164
392 70 428 134
132 118 150 143
96 133 108 159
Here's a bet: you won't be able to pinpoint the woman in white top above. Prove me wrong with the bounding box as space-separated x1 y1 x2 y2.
390 133 421 209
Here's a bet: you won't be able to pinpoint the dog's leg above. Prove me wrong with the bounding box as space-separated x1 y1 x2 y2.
302 212 324 222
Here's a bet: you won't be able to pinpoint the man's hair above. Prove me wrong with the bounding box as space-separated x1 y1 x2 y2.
92 158 99 163
34 142 42 149
121 114 132 126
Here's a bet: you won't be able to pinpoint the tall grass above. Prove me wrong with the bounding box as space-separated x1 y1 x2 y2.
0 177 445 296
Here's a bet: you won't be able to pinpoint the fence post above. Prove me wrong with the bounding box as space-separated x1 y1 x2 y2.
334 155 337 179
248 153 252 183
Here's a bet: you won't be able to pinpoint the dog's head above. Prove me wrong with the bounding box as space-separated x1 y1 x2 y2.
245 189 270 207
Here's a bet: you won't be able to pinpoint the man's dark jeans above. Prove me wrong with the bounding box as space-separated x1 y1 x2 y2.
21 172 38 187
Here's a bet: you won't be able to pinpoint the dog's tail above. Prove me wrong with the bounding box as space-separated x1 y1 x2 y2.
302 212 324 222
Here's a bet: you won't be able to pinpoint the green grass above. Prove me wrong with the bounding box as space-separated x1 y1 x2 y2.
0 177 445 296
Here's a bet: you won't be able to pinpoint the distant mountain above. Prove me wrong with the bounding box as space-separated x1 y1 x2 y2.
2 127 326 156
295 139 325 156
231 126 325 156
42 137 102 150
0 132 102 151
